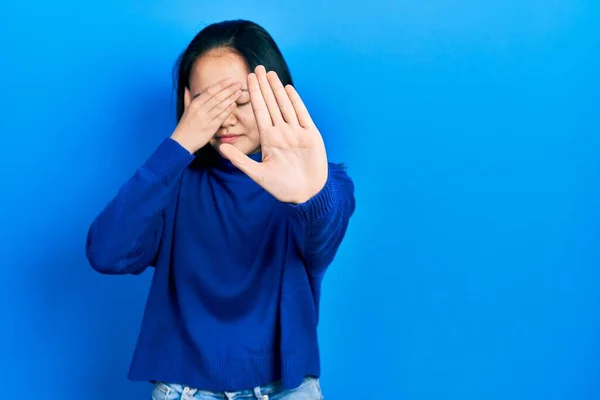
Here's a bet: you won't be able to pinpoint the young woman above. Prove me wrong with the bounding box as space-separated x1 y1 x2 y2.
86 19 355 400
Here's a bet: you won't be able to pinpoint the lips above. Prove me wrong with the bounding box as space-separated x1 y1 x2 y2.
216 134 240 143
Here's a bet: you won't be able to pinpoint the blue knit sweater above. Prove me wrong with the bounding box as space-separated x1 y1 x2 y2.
85 138 355 392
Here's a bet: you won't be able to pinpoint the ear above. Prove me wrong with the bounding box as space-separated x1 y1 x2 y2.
183 87 192 110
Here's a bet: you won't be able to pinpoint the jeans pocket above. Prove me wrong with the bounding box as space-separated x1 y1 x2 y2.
280 377 323 400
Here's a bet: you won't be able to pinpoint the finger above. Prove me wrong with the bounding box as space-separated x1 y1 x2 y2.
204 81 243 110
195 78 236 105
267 71 298 125
218 143 263 183
184 87 192 111
248 71 272 132
211 101 237 124
208 89 242 118
285 85 315 129
255 65 283 124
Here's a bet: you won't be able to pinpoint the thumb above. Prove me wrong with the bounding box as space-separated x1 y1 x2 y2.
218 144 263 183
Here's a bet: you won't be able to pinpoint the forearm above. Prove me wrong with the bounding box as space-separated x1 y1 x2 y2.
86 138 194 274
288 164 356 275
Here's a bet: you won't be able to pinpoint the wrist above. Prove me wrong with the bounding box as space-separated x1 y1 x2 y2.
291 188 320 205
170 133 196 155
287 175 335 223
289 178 328 205
293 175 328 204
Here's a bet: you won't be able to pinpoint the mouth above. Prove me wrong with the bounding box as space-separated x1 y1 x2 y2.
216 134 240 144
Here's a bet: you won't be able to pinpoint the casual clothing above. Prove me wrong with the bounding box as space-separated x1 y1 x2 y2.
86 138 355 392
151 376 322 400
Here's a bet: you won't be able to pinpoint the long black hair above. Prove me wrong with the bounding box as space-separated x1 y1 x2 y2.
172 19 293 167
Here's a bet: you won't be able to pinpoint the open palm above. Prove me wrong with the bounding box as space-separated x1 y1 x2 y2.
219 65 329 204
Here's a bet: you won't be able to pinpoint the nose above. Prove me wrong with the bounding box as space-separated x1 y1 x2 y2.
221 109 237 127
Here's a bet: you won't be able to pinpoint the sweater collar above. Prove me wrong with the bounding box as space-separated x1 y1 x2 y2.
215 150 263 172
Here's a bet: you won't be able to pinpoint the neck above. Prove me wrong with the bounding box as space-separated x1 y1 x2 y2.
216 149 262 172
192 145 262 172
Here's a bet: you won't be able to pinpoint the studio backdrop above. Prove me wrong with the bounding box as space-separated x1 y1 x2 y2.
0 1 597 399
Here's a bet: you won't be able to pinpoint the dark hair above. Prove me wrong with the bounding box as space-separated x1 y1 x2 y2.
172 19 293 167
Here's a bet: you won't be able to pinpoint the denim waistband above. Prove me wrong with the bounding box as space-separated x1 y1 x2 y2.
155 376 316 399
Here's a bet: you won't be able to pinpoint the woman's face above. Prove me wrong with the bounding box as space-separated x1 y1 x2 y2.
188 49 260 155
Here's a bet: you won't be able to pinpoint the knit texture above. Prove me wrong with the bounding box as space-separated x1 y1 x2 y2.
86 138 355 391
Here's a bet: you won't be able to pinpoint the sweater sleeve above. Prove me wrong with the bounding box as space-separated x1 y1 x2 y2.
287 163 356 276
85 138 195 275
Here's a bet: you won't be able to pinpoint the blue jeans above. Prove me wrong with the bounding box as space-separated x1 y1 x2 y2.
151 376 323 400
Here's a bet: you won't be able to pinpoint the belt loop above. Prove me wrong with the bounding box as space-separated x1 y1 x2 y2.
224 391 235 400
182 386 197 399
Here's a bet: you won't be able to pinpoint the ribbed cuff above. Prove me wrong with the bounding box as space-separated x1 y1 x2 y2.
287 175 336 225
141 138 195 185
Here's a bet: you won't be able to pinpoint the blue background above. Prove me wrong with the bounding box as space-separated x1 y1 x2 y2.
1 1 598 399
